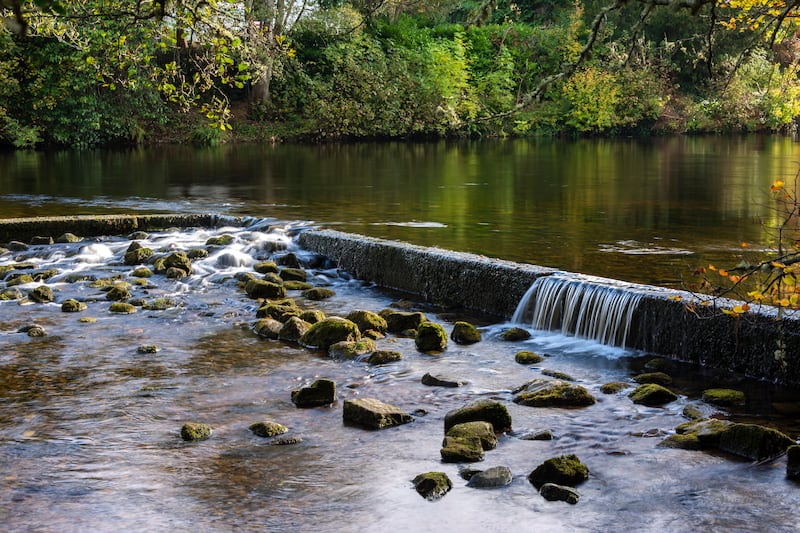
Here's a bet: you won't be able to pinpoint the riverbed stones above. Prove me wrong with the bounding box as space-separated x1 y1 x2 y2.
28 285 54 303
345 309 388 336
717 423 795 461
109 302 137 313
329 338 376 360
254 261 279 274
299 309 326 324
633 372 673 386
256 300 300 321
539 483 580 504
701 388 746 407
246 279 287 300
466 466 513 488
61 298 87 312
302 287 335 300
300 317 360 350
106 284 131 301
445 421 498 451
500 327 531 341
56 232 82 243
0 288 23 300
249 421 289 438
421 373 463 388
205 234 235 246
380 310 426 333
163 251 193 277
277 252 301 269
444 399 512 433
415 321 448 353
131 266 153 278
181 422 212 441
528 454 589 489
342 398 413 429
291 378 336 408
600 381 629 394
365 350 403 365
541 369 575 381
513 379 596 408
673 418 734 449
278 316 312 342
787 445 800 479
254 318 283 339
450 321 481 345
142 297 177 311
515 351 544 365
441 435 485 463
20 324 47 337
279 267 307 282
124 242 154 265
628 383 677 406
412 472 452 501
6 273 34 286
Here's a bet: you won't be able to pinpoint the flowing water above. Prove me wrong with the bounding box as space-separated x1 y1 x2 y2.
1 221 799 532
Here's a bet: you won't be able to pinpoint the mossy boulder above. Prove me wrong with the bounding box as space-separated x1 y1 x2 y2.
513 379 596 408
299 309 326 324
28 285 54 303
657 433 704 450
440 435 485 463
342 398 414 429
541 369 575 381
109 302 137 314
415 321 448 353
142 298 177 311
291 378 336 408
450 321 481 345
421 373 463 388
539 483 580 505
131 266 153 278
262 272 284 285
106 285 131 301
6 273 34 286
0 288 23 300
466 466 513 488
254 261 279 274
257 301 300 321
249 421 289 438
600 381 630 394
302 287 336 300
515 351 544 365
32 269 58 281
181 422 212 441
633 372 673 386
254 318 283 339
205 234 235 246
628 383 678 406
329 338 376 360
279 267 307 282
445 421 498 451
187 248 208 260
528 454 589 489
500 327 531 341
674 418 734 448
346 309 388 336
299 317 360 350
61 299 87 313
717 423 795 461
56 232 82 243
365 350 404 365
277 253 301 268
278 316 312 343
163 252 193 277
682 404 705 420
412 472 452 501
124 244 154 265
245 279 287 300
284 281 313 291
444 399 512 433
702 388 746 407
379 310 426 333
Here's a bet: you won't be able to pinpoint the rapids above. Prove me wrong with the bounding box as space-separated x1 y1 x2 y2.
1 220 799 532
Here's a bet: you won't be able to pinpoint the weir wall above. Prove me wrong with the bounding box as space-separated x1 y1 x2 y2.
1 216 799 386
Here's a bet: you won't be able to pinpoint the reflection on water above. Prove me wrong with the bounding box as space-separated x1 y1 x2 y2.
1 223 799 532
2 136 800 286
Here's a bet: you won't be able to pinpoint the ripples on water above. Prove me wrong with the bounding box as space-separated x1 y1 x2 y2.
1 220 799 532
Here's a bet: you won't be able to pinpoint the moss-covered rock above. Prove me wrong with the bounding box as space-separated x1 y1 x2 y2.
106 285 131 301
302 287 336 300
415 321 448 353
254 261 279 274
513 379 596 408
137 345 159 354
717 423 795 461
131 266 153 278
278 316 312 343
61 299 87 313
515 351 544 364
412 472 452 501
450 321 481 345
539 483 580 504
365 350 404 365
32 269 58 282
541 369 575 381
256 301 300 321
466 466 513 488
109 302 137 314
299 309 326 324
205 234 235 246
633 372 673 386
500 327 532 341
675 418 734 448
600 381 630 394
279 267 307 282
628 383 677 406
379 309 426 333
249 421 289 438
445 421 498 451
181 422 212 441
291 378 336 408
346 309 388 336
440 435 485 463
56 232 82 243
78 317 97 324
163 251 193 277
329 338 376 360
124 245 154 265
187 248 208 260
343 398 414 429
283 280 313 291
254 318 283 339
23 325 47 337
262 272 284 285
657 433 704 450
277 252 301 268
7 274 34 286
142 298 177 311
28 285 54 303
444 399 512 433
245 279 287 300
701 388 746 407
300 317 360 350
682 404 705 420
0 288 23 300
528 454 589 489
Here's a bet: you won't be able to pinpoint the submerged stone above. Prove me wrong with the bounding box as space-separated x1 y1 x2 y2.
291 378 336 408
450 321 481 345
181 422 212 441
412 472 452 501
444 399 512 433
628 383 677 406
702 388 746 407
299 317 360 350
513 379 596 408
343 398 413 429
528 454 589 489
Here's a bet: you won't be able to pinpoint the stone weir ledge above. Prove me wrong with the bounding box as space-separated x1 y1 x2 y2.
1 215 799 386
298 229 800 388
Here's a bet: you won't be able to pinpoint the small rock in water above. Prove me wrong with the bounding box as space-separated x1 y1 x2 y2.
600 381 629 394
528 454 589 489
61 299 87 313
628 384 677 406
515 351 544 364
518 429 555 441
415 321 448 352
365 350 403 365
441 435 485 463
450 321 481 345
421 372 462 388
412 472 452 501
701 388 746 407
137 345 159 354
249 421 289 438
539 483 580 504
500 327 531 341
343 398 413 429
19 324 47 337
466 466 513 488
291 378 336 408
180 422 212 441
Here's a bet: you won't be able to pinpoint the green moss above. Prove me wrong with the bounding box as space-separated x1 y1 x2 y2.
366 350 404 365
78 317 97 323
245 279 287 300
299 309 326 324
302 287 336 300
440 435 485 463
106 285 131 301
633 372 673 386
123 247 154 265
528 454 589 489
500 327 531 341
450 321 481 345
254 261 279 274
445 421 498 451
328 338 377 360
299 317 360 350
61 299 87 312
718 423 795 461
180 422 212 441
444 399 512 433
249 421 289 438
415 321 448 352
412 472 452 501
379 309 426 332
283 280 313 291
131 267 153 278
109 302 137 314
28 285 55 303
205 234 235 246
658 433 703 450
628 383 677 406
702 388 746 407
514 380 596 407
346 309 388 335
542 369 574 381
137 345 159 354
515 350 544 364
279 267 307 282
600 381 629 394
7 274 34 286
142 298 178 310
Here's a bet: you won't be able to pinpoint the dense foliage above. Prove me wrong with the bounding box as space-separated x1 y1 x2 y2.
1 0 800 147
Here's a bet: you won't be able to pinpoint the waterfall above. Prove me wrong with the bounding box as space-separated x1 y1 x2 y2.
512 275 643 348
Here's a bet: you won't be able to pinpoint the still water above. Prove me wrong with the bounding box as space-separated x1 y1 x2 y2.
2 135 800 286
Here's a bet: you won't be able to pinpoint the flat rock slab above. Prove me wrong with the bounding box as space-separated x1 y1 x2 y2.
343 398 414 429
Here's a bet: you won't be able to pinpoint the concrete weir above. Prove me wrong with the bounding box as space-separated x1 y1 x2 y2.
299 229 800 387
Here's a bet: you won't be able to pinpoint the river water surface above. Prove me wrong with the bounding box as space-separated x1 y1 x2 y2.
1 138 800 532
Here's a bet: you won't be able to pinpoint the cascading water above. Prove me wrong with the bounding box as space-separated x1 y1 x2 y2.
511 274 643 348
